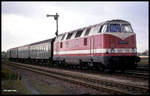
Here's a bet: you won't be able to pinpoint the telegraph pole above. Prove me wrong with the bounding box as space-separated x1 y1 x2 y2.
46 13 59 36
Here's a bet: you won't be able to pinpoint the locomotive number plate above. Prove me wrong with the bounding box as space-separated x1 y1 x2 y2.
118 41 128 44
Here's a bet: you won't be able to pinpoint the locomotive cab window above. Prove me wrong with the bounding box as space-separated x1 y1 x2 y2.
110 24 121 32
122 24 133 32
100 24 109 33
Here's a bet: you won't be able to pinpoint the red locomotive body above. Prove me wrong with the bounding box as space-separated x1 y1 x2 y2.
53 19 140 71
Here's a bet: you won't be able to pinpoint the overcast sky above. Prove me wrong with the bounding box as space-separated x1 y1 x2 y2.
2 1 149 52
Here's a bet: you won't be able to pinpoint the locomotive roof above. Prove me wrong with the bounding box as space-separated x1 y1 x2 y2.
57 19 129 37
58 22 105 37
105 19 130 24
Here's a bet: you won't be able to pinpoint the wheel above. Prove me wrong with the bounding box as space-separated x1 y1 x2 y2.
94 63 105 72
109 69 116 73
79 60 83 70
98 66 105 72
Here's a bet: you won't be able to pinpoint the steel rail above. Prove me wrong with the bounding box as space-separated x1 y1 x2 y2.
6 61 149 95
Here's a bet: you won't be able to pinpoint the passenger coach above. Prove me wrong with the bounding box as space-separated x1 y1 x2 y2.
7 38 54 66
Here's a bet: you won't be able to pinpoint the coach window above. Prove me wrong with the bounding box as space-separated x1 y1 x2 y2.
84 28 91 36
66 33 73 40
75 30 83 38
110 24 121 32
47 46 49 52
43 46 45 52
39 47 40 52
45 46 47 52
44 46 46 52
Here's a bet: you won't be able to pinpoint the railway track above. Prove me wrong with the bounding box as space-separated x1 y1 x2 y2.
6 61 149 95
125 70 149 79
66 67 149 80
136 66 149 72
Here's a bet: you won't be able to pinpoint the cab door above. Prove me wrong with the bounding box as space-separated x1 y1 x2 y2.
53 36 60 61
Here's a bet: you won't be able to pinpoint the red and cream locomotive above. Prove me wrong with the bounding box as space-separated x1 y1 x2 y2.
53 19 140 71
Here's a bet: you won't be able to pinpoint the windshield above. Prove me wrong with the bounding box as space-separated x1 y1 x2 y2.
122 24 133 32
100 24 109 33
110 24 121 32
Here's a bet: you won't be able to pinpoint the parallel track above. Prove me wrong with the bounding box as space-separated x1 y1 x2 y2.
125 70 149 79
6 61 149 95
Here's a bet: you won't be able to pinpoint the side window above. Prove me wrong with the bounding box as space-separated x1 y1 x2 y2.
40 46 42 52
44 46 46 51
84 38 88 46
75 39 78 46
43 46 45 52
46 45 48 52
99 26 103 33
38 47 39 52
61 34 65 40
66 33 73 39
75 30 83 38
66 41 69 47
84 28 91 36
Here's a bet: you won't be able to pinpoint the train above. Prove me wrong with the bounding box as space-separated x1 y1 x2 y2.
7 19 141 72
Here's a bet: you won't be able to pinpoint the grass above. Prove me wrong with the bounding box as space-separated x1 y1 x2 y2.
2 62 31 95
138 57 149 65
2 80 31 95
28 77 66 94
2 60 67 95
